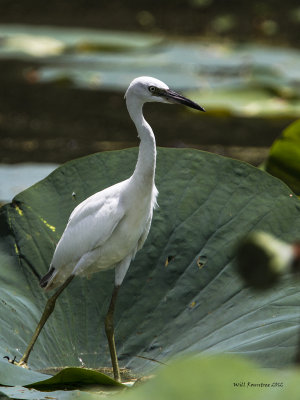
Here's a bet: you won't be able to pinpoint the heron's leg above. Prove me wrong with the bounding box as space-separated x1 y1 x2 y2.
17 275 74 367
105 285 121 382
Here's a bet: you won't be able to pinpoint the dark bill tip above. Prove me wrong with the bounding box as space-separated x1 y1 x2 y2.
165 89 205 112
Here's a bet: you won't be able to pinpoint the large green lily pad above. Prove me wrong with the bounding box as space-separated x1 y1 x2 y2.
0 148 299 386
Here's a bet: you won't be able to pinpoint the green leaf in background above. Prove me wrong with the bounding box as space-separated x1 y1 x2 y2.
265 119 300 195
0 148 299 391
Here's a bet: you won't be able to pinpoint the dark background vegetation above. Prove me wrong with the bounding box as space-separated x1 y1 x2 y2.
0 0 299 164
1 0 300 46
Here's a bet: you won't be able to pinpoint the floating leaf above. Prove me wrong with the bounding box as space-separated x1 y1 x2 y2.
27 367 124 389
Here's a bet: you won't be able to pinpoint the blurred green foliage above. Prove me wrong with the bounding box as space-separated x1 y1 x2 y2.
266 120 300 195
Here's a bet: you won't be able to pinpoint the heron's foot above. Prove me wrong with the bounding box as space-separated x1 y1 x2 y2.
3 355 28 368
15 360 29 368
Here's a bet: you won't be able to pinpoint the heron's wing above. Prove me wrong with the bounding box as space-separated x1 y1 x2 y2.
51 182 126 270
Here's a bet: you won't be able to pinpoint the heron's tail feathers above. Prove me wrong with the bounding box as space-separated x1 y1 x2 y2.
40 266 56 289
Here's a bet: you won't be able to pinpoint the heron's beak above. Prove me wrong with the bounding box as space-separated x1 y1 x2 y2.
164 89 205 112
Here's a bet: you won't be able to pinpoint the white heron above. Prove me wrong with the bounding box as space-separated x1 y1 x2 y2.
16 76 205 381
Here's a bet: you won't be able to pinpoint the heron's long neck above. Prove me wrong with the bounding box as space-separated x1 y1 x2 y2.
126 97 156 185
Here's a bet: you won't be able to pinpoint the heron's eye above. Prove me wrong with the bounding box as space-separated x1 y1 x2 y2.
149 86 156 93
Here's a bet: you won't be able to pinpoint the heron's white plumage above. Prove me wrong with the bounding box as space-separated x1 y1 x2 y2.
41 76 202 292
42 77 160 290
46 174 158 289
49 181 126 285
19 76 204 381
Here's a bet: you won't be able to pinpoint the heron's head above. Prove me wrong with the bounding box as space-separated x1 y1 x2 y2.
125 76 205 112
